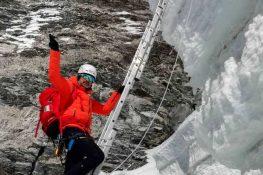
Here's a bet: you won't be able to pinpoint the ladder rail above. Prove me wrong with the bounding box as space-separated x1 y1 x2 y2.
97 21 151 145
94 0 169 174
123 21 151 84
99 0 165 142
98 27 154 148
98 63 140 147
98 0 167 146
136 21 160 80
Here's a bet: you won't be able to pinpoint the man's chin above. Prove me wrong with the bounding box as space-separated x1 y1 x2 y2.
81 83 91 90
80 83 88 88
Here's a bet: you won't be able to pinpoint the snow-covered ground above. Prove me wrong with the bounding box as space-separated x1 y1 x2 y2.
2 7 61 52
110 0 263 174
114 11 143 35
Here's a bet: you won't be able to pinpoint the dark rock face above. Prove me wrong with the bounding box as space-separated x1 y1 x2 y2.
0 74 48 108
0 0 200 174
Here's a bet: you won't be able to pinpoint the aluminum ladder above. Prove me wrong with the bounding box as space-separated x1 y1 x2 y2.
91 0 168 174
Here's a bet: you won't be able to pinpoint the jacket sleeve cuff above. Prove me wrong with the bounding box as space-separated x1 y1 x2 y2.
50 49 60 56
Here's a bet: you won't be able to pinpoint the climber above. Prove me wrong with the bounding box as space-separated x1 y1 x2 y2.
48 34 124 175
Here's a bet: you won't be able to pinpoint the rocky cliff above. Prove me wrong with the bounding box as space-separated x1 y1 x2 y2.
0 0 199 174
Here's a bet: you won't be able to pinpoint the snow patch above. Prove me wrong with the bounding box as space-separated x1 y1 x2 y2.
114 11 131 15
118 17 142 35
2 8 62 52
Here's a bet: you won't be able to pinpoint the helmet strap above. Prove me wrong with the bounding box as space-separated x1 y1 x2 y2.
77 74 81 81
85 87 92 92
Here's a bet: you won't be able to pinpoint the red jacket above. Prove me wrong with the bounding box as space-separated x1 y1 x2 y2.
48 50 121 134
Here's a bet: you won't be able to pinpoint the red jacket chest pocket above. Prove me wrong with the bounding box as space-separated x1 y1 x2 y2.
74 91 92 125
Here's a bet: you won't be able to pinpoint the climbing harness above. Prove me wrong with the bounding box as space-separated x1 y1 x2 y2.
54 139 64 157
50 136 67 165
52 131 93 165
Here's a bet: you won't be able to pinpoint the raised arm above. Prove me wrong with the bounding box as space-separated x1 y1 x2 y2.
48 35 72 109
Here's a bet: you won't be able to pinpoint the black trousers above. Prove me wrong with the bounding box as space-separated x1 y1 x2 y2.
63 128 105 175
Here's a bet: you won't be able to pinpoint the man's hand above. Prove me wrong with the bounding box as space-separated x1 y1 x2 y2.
117 85 125 94
49 34 59 51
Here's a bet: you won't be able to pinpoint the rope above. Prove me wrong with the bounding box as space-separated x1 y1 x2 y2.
110 0 194 173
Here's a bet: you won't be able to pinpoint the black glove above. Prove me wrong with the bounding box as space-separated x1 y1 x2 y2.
117 85 125 94
49 34 59 51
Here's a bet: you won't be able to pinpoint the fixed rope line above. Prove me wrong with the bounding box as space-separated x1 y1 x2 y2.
110 0 194 172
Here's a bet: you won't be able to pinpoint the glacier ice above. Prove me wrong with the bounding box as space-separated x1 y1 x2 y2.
113 0 263 174
146 0 263 174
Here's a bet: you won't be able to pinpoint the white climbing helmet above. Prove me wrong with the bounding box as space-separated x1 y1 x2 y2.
78 64 97 79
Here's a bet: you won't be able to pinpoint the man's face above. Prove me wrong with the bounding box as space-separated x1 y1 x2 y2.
78 74 95 89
